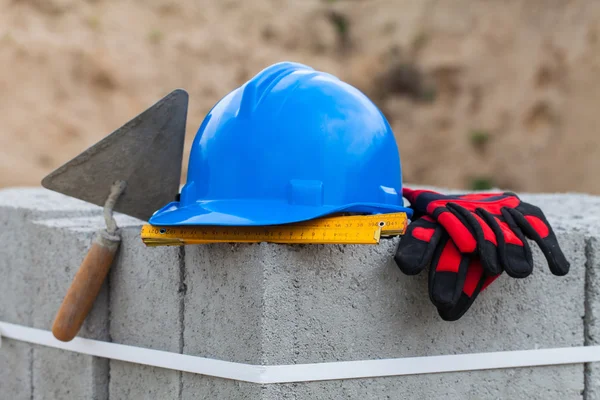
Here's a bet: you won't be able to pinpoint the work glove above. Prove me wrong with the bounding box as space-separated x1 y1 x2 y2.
401 188 570 279
395 215 500 321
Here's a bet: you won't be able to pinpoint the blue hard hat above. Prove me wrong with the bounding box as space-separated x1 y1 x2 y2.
149 61 413 226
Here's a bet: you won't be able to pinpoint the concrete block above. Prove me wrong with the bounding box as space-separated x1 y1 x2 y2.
0 339 32 400
183 244 265 363
0 188 138 400
0 198 45 400
181 244 266 399
108 226 183 400
29 213 111 400
0 187 103 217
0 187 594 399
270 235 582 360
180 233 584 399
585 236 600 400
0 211 35 327
31 343 109 400
258 233 584 399
264 367 581 400
181 375 263 400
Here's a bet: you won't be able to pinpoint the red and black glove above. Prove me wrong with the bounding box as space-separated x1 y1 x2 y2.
395 216 499 321
401 188 570 279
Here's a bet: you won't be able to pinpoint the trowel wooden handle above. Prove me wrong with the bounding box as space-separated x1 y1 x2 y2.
52 231 121 342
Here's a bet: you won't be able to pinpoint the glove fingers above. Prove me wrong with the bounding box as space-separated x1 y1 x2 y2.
430 205 478 253
508 205 570 276
498 208 534 277
395 216 443 275
478 208 534 278
443 203 501 276
428 234 470 310
437 258 501 321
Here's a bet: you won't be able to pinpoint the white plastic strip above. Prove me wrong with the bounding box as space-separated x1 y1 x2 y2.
1 321 599 384
0 322 260 383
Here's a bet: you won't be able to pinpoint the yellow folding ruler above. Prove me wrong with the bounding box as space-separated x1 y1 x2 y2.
140 212 408 247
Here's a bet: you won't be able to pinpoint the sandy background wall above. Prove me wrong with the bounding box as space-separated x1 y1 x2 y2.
1 0 598 194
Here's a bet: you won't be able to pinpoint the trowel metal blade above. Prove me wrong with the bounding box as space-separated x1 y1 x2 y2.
41 89 189 222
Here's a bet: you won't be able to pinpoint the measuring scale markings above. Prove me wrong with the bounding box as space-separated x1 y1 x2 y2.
140 212 407 246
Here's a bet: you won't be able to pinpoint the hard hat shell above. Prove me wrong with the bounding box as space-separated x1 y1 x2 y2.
149 61 412 226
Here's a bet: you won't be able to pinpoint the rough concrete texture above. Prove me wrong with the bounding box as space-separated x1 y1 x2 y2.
262 236 584 361
0 188 140 400
183 244 266 363
180 222 585 398
0 187 104 216
0 210 34 400
0 340 32 400
108 226 183 400
181 375 264 400
0 187 599 399
26 200 110 400
265 368 581 400
258 235 584 399
586 237 600 400
181 244 267 399
0 191 99 400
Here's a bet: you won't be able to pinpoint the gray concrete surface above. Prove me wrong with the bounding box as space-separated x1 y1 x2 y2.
586 237 600 400
0 190 113 400
0 210 35 400
108 227 183 400
257 234 585 399
0 187 598 399
182 244 267 400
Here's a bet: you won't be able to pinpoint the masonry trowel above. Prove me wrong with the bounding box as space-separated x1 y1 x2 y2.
41 89 188 342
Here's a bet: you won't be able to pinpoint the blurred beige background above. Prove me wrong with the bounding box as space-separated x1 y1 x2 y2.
1 0 599 194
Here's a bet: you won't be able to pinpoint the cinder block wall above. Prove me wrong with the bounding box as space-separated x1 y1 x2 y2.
1 187 599 400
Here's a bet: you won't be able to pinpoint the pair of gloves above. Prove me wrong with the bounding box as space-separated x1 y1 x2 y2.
394 188 570 321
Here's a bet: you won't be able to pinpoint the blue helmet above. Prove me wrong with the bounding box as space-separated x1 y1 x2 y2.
149 61 412 226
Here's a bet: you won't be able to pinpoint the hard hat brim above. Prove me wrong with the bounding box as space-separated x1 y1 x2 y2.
148 198 413 227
